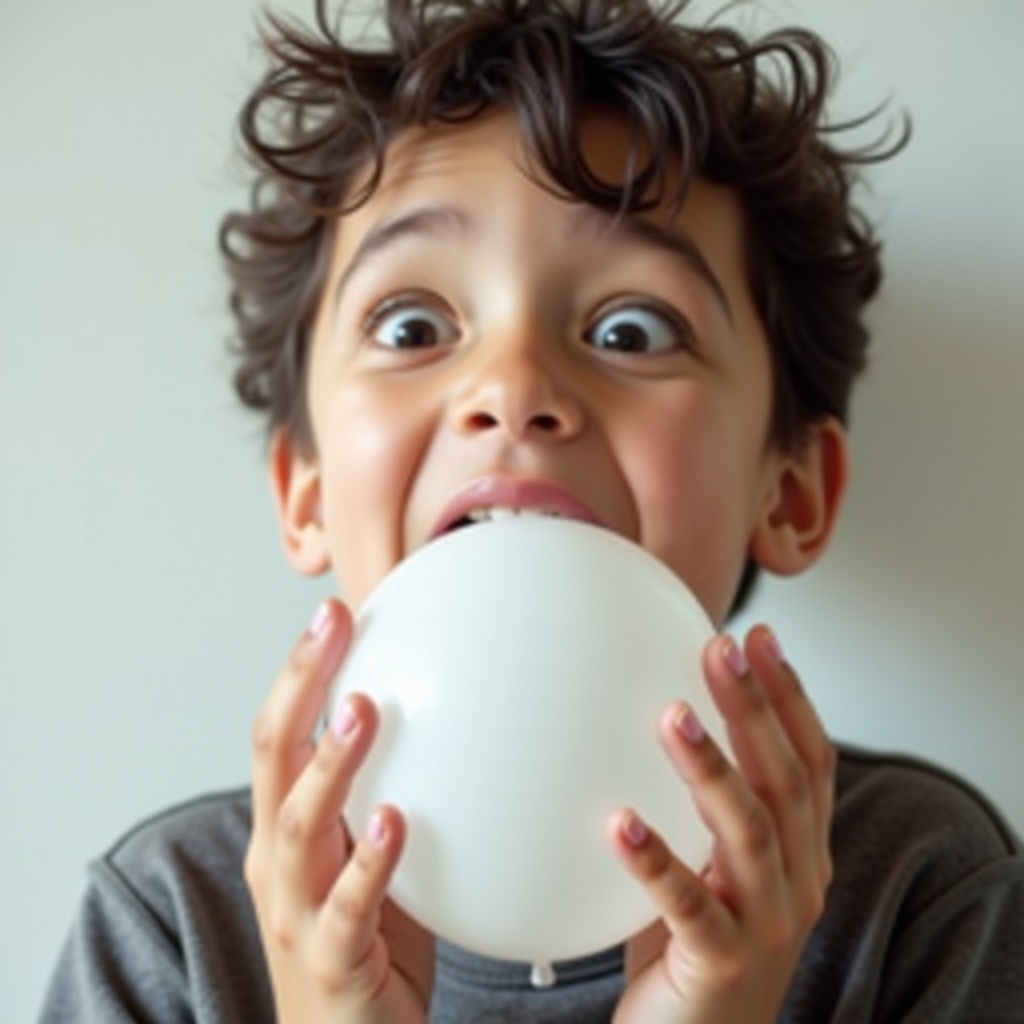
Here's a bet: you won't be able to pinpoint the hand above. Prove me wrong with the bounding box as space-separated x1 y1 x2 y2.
610 626 834 1024
245 599 434 1024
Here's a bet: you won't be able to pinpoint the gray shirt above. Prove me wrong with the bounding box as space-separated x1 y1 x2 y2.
40 746 1024 1022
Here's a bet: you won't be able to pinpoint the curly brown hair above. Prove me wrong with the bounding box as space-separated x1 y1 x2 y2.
220 0 905 608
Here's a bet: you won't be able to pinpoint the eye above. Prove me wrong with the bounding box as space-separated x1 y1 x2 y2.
364 296 459 350
585 303 691 355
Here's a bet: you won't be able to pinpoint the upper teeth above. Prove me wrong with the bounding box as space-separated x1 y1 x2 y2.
464 507 562 523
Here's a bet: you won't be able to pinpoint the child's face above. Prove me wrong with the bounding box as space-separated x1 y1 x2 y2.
273 110 841 627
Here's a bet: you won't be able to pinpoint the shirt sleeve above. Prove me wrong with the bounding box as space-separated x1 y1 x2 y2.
38 790 273 1024
788 747 1024 1024
40 857 195 1024
875 856 1024 1022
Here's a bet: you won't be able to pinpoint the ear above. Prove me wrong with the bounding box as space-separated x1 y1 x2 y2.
749 418 850 577
268 430 331 577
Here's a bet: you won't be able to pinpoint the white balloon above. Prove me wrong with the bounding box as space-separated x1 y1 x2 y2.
330 517 720 971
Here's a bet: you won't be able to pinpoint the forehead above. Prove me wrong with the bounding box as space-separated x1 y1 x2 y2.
355 107 689 213
341 111 748 261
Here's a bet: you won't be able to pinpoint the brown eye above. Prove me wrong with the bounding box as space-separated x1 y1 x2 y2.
367 299 458 349
586 304 689 354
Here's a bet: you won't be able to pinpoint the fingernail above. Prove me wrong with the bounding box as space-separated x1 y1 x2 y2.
367 811 388 847
676 704 706 744
332 698 357 740
308 600 331 641
762 627 784 664
621 811 648 848
724 635 748 677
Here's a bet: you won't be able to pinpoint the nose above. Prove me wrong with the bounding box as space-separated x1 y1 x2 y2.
449 340 584 441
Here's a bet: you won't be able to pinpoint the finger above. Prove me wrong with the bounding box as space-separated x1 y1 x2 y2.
703 629 834 932
744 625 836 876
312 804 407 991
275 693 380 906
609 807 734 955
657 698 787 918
250 600 353 850
701 635 817 888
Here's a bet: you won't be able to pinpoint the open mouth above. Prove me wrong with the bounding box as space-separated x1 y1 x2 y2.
445 506 567 533
430 478 604 541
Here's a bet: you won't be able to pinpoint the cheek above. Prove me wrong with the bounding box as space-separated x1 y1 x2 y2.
315 385 430 604
623 401 761 622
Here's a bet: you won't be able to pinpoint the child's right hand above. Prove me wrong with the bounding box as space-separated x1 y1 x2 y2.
245 598 434 1024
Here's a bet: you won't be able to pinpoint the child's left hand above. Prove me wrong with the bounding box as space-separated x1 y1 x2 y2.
609 626 835 1024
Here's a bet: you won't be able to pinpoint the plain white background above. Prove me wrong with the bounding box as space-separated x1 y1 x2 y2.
2 1 1022 1018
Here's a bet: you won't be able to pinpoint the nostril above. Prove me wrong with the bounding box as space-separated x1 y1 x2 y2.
463 410 562 434
464 411 500 431
532 413 560 432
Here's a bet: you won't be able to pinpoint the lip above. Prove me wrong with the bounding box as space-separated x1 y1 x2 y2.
430 476 606 539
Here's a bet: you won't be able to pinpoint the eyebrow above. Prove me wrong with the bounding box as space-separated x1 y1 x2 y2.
567 206 734 325
333 199 733 324
334 203 473 307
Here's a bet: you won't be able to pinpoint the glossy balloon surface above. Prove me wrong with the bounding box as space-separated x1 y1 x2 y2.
331 517 719 966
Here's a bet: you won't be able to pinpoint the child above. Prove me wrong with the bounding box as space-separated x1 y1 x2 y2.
41 0 1024 1021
